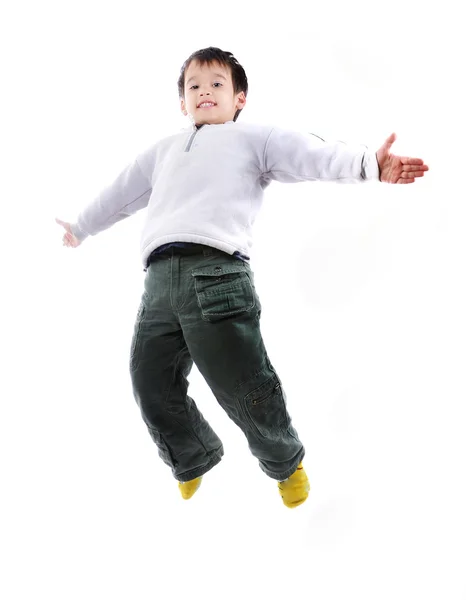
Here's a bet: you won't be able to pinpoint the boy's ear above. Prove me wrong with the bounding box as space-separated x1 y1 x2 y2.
180 98 187 115
236 91 247 109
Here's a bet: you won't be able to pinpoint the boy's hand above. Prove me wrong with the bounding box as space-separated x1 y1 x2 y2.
376 133 429 183
56 218 82 248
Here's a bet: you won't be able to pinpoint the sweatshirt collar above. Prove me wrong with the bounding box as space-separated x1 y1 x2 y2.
190 120 235 132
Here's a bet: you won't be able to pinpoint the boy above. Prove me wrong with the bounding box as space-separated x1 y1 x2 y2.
56 47 428 508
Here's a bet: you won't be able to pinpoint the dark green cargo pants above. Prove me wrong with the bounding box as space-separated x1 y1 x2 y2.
129 243 305 482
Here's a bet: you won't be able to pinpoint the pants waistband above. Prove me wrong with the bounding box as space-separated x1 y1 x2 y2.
148 243 221 263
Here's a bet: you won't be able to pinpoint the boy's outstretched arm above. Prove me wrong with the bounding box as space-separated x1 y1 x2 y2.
376 133 429 183
56 155 153 248
262 127 428 185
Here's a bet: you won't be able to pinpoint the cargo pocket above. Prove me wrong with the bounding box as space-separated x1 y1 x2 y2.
191 263 255 322
129 301 146 371
242 371 290 438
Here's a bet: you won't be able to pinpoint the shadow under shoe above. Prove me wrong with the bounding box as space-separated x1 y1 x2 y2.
179 476 203 500
278 462 310 508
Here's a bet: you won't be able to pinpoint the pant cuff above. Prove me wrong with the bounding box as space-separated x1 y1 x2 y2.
175 446 224 482
260 447 306 481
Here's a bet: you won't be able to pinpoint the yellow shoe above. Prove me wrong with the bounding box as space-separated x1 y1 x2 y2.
278 462 310 508
179 476 203 500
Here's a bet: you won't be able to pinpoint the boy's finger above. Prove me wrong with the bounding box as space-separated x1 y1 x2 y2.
56 218 70 231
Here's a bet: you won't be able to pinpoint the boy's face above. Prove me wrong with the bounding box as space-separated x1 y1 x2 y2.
180 60 246 126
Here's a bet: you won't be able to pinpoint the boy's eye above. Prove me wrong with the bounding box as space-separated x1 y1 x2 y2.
189 82 223 90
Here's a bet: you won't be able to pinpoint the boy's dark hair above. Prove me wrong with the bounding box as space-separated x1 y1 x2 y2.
177 47 248 122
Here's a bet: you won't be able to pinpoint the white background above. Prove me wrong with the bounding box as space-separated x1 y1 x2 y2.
2 1 465 598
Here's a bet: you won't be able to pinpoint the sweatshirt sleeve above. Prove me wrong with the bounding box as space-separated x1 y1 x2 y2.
262 127 380 184
70 157 153 243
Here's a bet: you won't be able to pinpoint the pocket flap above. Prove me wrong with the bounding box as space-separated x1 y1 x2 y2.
191 264 248 278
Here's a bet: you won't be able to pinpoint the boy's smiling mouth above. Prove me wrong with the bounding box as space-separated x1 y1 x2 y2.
197 102 217 109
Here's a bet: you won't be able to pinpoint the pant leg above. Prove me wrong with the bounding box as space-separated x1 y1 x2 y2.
129 252 224 482
172 245 305 481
